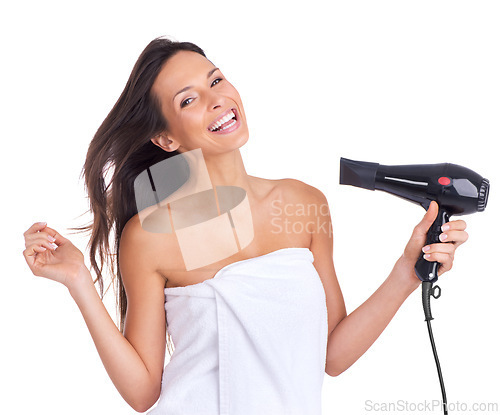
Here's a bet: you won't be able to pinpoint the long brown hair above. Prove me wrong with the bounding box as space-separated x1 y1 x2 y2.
69 37 206 356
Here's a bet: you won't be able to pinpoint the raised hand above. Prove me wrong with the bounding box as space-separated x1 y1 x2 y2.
22 222 87 289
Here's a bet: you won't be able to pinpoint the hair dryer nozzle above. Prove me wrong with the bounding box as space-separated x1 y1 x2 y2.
339 158 379 190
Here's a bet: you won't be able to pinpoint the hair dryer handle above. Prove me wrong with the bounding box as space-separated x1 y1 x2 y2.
415 208 450 283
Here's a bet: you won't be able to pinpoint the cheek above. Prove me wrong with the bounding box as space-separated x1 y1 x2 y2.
223 84 245 111
167 108 192 130
227 83 241 99
171 110 207 141
181 110 205 132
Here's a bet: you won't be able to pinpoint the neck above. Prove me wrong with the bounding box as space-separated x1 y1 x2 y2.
203 149 253 191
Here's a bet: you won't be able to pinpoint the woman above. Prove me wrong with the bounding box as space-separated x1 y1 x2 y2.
22 38 468 414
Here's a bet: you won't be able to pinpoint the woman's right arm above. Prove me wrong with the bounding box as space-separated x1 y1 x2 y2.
23 220 168 413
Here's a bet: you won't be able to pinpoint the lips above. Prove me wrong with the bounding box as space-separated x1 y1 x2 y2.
207 108 239 134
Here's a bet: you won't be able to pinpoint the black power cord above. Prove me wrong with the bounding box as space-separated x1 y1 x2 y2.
422 281 448 415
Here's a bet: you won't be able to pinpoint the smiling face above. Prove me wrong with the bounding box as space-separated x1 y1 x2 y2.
151 51 249 156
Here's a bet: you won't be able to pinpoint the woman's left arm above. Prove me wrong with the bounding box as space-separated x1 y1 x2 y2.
308 191 468 377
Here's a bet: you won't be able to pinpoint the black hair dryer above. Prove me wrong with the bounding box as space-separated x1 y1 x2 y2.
339 158 490 284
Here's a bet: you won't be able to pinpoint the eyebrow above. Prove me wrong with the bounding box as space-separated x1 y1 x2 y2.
172 67 220 101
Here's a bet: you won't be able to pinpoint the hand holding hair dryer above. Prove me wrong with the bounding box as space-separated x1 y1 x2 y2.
339 157 489 283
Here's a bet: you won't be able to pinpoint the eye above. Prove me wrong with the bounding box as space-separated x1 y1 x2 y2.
211 77 223 87
180 97 194 108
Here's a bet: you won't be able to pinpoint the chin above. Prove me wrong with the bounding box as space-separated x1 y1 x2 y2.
236 129 250 147
212 125 250 154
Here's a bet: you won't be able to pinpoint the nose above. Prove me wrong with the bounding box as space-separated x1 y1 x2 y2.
207 89 225 111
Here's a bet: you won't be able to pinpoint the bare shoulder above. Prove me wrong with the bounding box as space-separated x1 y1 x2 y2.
120 214 180 280
276 178 329 207
120 215 156 276
248 176 330 218
120 214 157 258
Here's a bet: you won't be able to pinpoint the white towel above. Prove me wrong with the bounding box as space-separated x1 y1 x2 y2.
148 247 329 415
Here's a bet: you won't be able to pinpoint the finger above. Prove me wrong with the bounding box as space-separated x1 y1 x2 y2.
25 226 66 249
24 232 56 250
25 244 47 256
23 221 47 237
30 235 58 251
439 230 469 245
423 251 454 270
422 242 456 271
43 226 68 245
404 202 440 261
414 201 439 237
422 242 456 256
441 219 467 232
23 244 47 271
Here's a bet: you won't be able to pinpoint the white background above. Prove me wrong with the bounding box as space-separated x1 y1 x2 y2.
2 1 498 414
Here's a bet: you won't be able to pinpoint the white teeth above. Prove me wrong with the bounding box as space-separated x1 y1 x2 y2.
221 119 237 130
210 110 235 131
